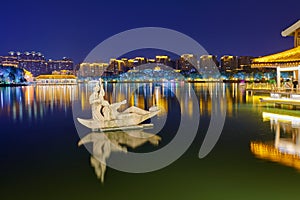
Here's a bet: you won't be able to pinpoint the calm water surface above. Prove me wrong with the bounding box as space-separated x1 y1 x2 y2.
1 83 300 200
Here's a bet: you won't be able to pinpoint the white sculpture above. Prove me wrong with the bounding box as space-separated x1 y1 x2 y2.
78 78 160 130
78 79 161 183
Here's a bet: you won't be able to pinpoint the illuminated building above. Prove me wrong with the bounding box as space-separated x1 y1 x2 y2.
119 58 132 70
52 70 73 75
35 74 77 85
119 57 148 71
0 52 18 67
251 20 300 88
78 62 108 77
220 55 238 71
119 64 184 82
178 54 197 73
237 56 253 70
105 59 126 75
99 55 199 75
133 57 147 66
105 57 150 75
199 55 218 70
17 51 47 76
155 55 176 70
0 51 74 77
47 57 74 74
282 19 300 47
147 58 155 63
155 55 170 65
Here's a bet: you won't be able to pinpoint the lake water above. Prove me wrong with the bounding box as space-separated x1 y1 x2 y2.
1 83 300 200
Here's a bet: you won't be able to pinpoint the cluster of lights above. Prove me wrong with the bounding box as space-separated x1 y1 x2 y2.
36 74 76 80
252 46 300 66
0 51 74 77
251 142 300 171
0 65 26 84
119 67 185 82
80 62 108 67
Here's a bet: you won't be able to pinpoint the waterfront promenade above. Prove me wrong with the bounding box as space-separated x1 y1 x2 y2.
246 82 300 95
246 83 300 109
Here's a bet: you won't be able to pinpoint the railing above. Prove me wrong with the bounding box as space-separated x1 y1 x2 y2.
246 83 273 90
36 79 77 85
246 83 300 94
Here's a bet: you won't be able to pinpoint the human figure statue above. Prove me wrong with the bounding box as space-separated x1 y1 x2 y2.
89 78 127 121
88 78 159 126
98 78 127 120
89 82 104 121
109 99 127 119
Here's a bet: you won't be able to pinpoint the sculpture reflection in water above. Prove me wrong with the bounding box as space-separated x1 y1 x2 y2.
78 130 161 183
251 112 300 171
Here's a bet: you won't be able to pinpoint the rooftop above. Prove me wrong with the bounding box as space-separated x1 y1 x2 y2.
281 20 300 37
36 75 77 79
251 46 300 68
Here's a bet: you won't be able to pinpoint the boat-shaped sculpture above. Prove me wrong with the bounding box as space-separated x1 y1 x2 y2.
77 78 160 130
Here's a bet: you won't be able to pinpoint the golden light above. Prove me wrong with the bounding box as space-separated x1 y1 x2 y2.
252 46 300 68
251 142 300 171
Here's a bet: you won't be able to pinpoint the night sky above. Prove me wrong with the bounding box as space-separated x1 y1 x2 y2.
1 0 299 63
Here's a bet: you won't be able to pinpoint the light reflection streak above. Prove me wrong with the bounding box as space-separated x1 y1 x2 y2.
78 82 237 120
0 85 78 122
0 89 3 108
0 82 248 123
251 112 300 171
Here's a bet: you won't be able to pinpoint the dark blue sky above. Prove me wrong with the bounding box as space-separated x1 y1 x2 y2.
1 0 299 63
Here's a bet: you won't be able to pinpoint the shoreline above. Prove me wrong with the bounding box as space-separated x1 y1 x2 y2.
0 80 269 86
0 83 29 87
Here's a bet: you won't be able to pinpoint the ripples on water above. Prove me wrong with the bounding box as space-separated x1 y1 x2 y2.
1 83 300 199
0 83 252 122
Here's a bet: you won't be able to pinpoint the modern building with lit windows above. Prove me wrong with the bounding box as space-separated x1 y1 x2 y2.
17 51 47 76
238 56 254 70
78 62 109 77
178 54 198 73
47 57 74 74
220 55 238 71
155 55 170 65
199 55 219 69
0 51 74 76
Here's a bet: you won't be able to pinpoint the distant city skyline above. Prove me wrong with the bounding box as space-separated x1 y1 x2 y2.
0 51 73 76
0 0 299 64
1 50 254 77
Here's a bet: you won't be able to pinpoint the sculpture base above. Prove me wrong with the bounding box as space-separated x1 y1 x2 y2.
92 123 154 132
